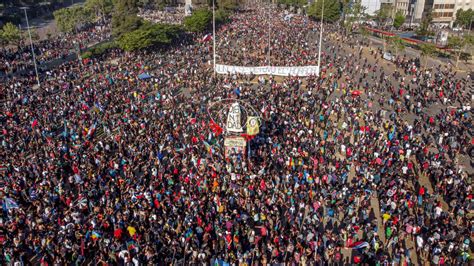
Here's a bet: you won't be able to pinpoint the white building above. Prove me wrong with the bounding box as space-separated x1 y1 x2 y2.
361 0 382 15
431 0 474 26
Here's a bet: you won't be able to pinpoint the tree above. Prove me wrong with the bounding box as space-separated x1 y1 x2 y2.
54 6 94 33
447 35 473 68
183 9 212 32
393 11 405 29
389 36 405 57
117 23 183 51
359 26 370 41
112 0 142 37
374 4 392 26
417 11 433 38
308 0 342 23
419 43 436 68
215 9 231 25
82 40 117 58
455 9 474 29
0 22 21 45
343 0 366 31
85 0 114 19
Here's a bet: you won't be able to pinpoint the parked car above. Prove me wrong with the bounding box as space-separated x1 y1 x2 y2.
383 52 394 61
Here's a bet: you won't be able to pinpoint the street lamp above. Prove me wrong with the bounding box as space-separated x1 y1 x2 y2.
20 7 40 87
213 0 216 76
317 0 324 76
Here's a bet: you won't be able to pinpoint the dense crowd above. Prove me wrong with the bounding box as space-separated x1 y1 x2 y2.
0 23 110 77
218 8 317 66
138 7 185 25
0 5 472 265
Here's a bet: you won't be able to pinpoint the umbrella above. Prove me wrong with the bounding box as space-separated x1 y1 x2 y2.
351 90 362 96
138 73 151 80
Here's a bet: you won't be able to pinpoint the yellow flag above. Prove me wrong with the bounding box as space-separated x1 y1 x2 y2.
246 116 260 136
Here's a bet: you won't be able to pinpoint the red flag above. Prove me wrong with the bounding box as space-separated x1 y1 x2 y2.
241 133 255 141
201 34 212 42
31 119 38 128
209 120 223 136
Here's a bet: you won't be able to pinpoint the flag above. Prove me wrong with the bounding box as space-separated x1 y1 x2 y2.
241 133 255 142
31 119 38 128
209 120 223 136
91 231 101 240
233 87 241 96
185 228 193 241
76 198 87 210
127 240 137 251
95 102 104 113
349 241 369 249
246 117 260 136
203 141 213 156
3 197 19 210
87 122 97 139
202 33 212 42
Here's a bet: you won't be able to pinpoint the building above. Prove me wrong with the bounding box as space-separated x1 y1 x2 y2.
431 0 457 25
360 0 382 16
360 0 410 18
394 0 411 15
425 0 473 26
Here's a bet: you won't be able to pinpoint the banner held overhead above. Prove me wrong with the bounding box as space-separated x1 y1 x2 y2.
215 64 320 77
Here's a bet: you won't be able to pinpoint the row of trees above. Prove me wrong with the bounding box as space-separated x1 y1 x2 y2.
81 0 234 54
307 0 342 23
380 34 473 68
54 6 94 33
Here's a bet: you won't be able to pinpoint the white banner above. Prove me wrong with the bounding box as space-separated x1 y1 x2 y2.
215 64 320 77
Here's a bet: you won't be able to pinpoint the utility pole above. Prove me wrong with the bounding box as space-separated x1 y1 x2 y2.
213 0 216 76
20 7 40 87
317 0 325 76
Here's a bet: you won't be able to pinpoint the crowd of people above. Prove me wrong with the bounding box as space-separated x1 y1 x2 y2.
0 4 472 265
218 8 317 66
0 23 110 77
138 7 185 25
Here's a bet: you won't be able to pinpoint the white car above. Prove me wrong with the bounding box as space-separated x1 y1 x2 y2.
383 52 394 61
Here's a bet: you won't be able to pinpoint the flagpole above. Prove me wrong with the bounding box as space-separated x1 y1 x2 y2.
213 0 216 76
317 0 324 77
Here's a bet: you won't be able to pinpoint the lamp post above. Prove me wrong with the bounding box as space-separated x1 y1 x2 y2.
20 7 40 87
213 0 216 76
317 0 325 76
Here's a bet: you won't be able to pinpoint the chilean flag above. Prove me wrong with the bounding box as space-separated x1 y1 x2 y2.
349 241 369 250
201 34 212 42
